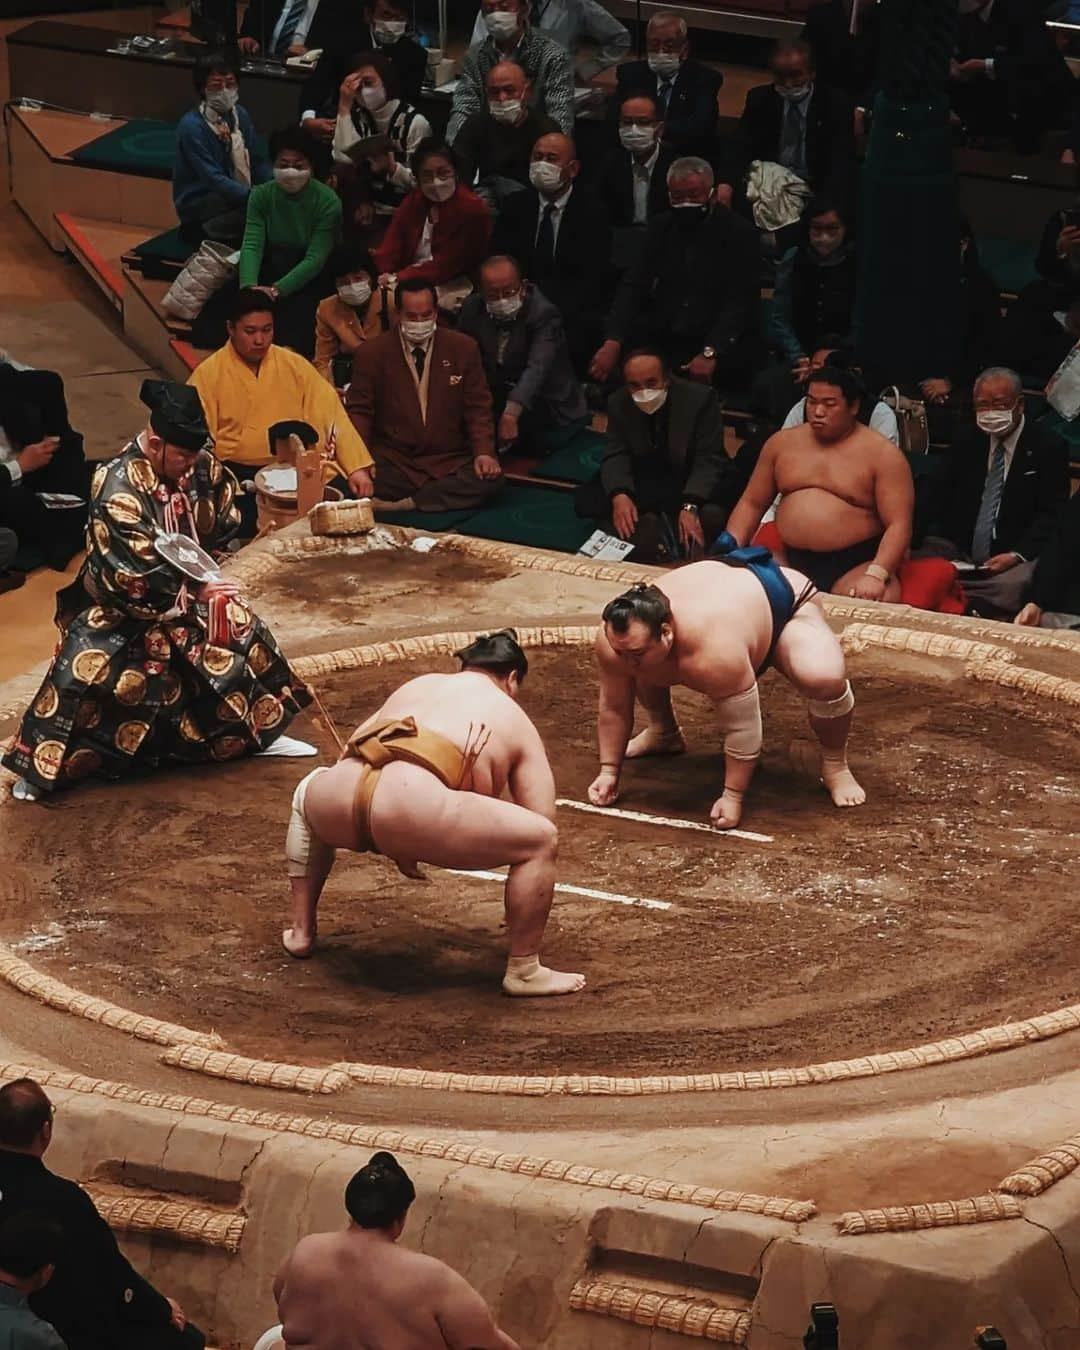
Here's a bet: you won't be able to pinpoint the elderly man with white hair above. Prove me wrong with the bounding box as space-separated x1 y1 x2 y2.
614 11 723 158
590 155 761 391
923 366 1069 619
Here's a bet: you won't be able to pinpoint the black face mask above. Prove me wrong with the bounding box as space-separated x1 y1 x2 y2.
671 202 710 228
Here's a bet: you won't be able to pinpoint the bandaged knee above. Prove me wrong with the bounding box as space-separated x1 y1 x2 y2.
285 769 336 879
808 680 854 719
717 685 762 761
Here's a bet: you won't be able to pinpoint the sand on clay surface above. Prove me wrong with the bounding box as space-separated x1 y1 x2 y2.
3 646 1079 1077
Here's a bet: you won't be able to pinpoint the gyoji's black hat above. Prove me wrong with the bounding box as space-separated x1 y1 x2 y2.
140 379 214 453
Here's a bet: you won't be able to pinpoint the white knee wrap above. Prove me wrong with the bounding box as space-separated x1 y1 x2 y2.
808 680 854 719
717 685 763 761
285 768 336 879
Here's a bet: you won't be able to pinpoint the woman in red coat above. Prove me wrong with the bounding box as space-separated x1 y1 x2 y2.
373 138 492 288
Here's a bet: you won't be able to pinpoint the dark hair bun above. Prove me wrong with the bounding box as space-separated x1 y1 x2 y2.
345 1152 416 1229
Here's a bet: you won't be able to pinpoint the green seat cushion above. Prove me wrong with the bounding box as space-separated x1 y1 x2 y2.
531 424 605 485
979 237 1038 296
461 483 593 553
71 119 176 180
1037 406 1080 451
372 505 479 533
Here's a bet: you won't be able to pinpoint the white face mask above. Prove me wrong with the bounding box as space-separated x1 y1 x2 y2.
401 317 436 345
648 52 681 80
373 18 406 42
975 407 1016 437
631 386 668 415
422 175 456 203
487 293 522 321
274 166 311 194
338 280 372 308
489 98 524 124
529 160 565 193
205 87 239 114
619 124 657 153
484 10 520 40
360 82 388 111
777 82 812 103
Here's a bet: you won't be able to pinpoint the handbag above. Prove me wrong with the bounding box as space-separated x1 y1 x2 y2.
878 385 929 456
161 240 238 321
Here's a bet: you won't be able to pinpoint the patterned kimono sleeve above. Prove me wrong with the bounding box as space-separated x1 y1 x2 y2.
86 460 190 619
192 452 243 548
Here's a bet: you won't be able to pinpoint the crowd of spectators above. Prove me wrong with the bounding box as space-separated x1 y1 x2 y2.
1 0 1078 631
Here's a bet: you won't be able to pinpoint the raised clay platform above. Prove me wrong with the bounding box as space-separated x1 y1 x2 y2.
2 525 1080 1348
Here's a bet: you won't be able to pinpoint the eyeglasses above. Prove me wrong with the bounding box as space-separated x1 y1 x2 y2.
973 399 1018 412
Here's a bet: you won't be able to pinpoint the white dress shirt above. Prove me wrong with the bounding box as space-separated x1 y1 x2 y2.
271 0 320 51
988 414 1024 479
535 183 573 248
0 426 19 484
630 143 660 226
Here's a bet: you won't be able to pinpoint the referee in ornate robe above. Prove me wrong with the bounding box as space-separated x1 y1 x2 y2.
2 381 312 798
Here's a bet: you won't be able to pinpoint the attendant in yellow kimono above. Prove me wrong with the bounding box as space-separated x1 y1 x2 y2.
189 287 374 531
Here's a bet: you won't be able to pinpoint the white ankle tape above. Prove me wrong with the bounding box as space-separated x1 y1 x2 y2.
808 681 854 720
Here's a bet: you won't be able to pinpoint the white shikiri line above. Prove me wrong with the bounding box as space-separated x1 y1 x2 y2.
443 869 673 912
555 797 775 844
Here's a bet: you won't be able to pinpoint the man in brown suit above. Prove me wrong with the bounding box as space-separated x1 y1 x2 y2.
346 278 502 514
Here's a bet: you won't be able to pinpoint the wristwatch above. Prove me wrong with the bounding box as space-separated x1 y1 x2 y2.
700 346 717 360
680 502 700 515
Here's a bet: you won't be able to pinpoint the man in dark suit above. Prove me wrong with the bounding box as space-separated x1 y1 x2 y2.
346 278 501 513
492 132 614 375
614 11 721 161
0 1078 203 1350
717 39 855 217
0 363 87 576
589 156 761 392
297 0 427 138
457 255 586 455
600 91 678 230
951 0 1071 152
1015 492 1080 630
578 348 731 562
927 368 1069 617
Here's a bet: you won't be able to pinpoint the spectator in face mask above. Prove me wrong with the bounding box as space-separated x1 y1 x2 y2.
313 243 394 385
769 198 857 379
600 93 678 231
923 367 1069 619
448 0 574 142
716 39 854 225
468 0 631 83
174 52 272 246
372 140 492 292
332 51 432 227
453 62 560 207
346 278 501 515
999 206 1080 385
491 132 614 374
299 0 428 139
457 254 586 453
576 348 731 563
590 156 761 393
237 125 341 358
613 12 722 160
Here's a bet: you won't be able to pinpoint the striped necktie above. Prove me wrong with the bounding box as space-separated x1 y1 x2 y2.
971 440 1007 563
274 0 308 55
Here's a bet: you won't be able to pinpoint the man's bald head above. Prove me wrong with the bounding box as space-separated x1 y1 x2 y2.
529 131 579 196
486 60 528 97
486 60 530 122
0 1079 53 1152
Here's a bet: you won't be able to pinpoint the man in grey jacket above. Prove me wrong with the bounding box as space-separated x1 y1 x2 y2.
578 348 732 562
457 255 587 454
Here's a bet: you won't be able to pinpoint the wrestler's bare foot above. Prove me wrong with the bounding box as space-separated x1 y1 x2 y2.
710 789 744 830
282 926 316 959
821 755 866 807
626 724 685 759
503 955 586 997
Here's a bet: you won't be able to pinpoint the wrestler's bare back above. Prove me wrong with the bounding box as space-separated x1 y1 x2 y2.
276 1229 516 1350
302 672 547 854
598 560 827 702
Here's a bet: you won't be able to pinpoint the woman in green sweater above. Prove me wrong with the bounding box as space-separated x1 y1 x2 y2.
239 125 342 357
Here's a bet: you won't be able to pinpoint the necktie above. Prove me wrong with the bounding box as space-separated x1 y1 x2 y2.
535 202 557 274
972 440 1007 563
274 0 307 54
411 345 426 381
779 101 802 172
657 79 673 115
